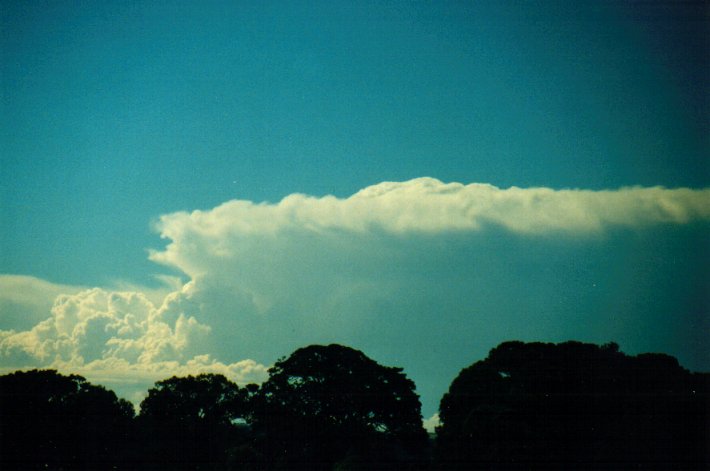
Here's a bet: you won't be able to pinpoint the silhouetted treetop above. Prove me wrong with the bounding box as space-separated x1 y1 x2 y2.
0 369 134 470
254 344 428 469
4 341 704 470
437 341 709 470
139 373 247 425
136 373 253 470
262 344 423 435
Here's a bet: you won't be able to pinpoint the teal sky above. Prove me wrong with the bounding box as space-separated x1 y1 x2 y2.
1 1 708 418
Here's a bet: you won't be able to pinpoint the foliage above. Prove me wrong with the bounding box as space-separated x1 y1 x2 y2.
253 344 429 469
1 341 706 470
139 373 248 424
0 369 134 470
136 373 254 470
436 341 709 469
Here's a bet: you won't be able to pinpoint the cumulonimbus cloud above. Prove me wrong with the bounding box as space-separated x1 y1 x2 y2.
1 178 708 407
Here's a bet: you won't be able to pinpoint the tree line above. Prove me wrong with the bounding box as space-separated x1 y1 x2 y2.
1 341 707 470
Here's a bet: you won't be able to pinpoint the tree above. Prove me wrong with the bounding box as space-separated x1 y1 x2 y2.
252 344 429 470
139 373 247 425
137 373 253 470
436 341 709 469
0 369 134 470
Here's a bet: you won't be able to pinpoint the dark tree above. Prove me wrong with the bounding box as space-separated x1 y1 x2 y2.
0 369 135 470
139 373 248 424
252 344 429 470
436 341 709 470
136 373 253 470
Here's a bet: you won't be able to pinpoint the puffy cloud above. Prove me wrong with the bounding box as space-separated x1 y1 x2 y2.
0 275 86 331
0 284 269 398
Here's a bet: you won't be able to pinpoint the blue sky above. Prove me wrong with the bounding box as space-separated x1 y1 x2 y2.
1 1 708 420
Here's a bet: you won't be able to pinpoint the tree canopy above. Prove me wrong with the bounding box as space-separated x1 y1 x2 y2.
137 373 253 470
253 344 429 469
1 341 706 469
0 369 134 470
436 341 709 469
139 373 248 425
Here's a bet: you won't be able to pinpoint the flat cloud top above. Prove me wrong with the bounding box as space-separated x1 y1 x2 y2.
155 177 710 239
150 178 709 278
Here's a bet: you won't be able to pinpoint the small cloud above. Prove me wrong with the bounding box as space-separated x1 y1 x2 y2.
423 412 440 433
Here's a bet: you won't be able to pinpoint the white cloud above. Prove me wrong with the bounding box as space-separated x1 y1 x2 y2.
1 178 708 409
0 283 269 396
0 275 87 331
152 179 710 270
423 413 440 433
141 178 710 355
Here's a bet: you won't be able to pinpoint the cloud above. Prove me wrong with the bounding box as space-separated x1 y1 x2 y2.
0 275 87 331
142 178 710 358
1 178 708 411
423 413 440 433
151 179 710 267
0 283 269 397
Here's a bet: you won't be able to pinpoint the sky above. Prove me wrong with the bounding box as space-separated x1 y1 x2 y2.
1 0 708 424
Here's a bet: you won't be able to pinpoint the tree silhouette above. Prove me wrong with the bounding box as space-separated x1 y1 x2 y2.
4 342 704 469
436 341 709 469
0 369 134 470
136 373 253 470
252 344 429 470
